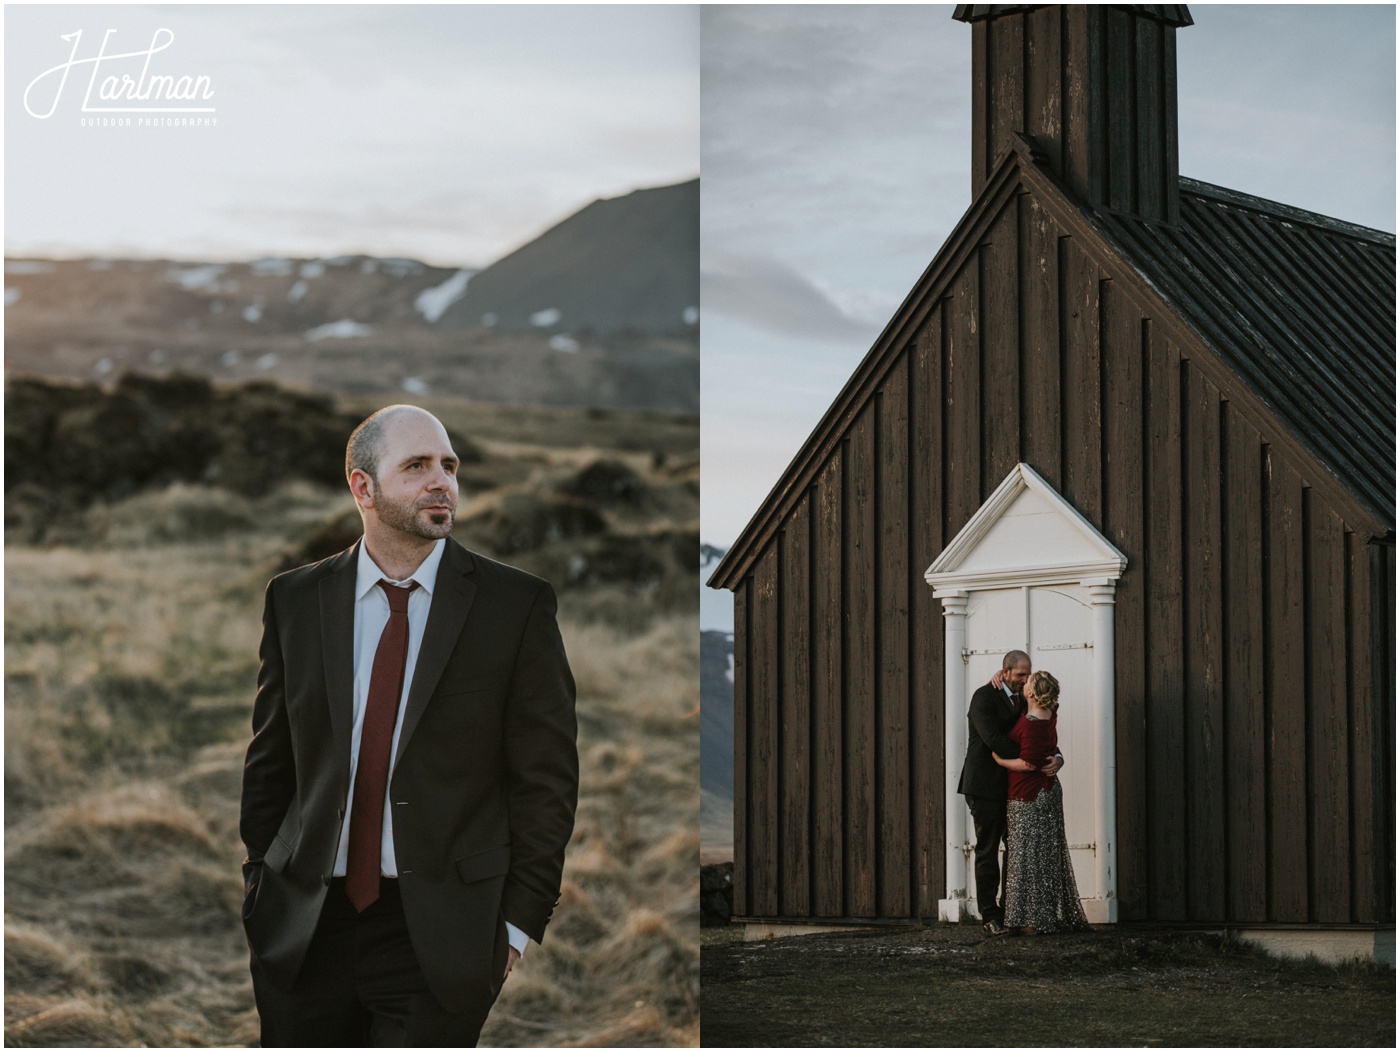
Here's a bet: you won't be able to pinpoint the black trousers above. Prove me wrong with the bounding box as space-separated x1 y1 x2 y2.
965 794 1009 923
251 878 495 1048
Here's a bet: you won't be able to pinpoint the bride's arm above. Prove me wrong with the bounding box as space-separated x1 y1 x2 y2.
993 751 1035 772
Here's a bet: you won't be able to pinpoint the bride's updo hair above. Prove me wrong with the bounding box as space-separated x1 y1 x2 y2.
1027 670 1060 713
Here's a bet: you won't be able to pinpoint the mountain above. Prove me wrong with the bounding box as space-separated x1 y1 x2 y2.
699 543 735 859
700 627 734 861
2 180 698 413
439 180 698 335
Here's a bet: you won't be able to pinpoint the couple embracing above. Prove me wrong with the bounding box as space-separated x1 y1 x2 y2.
959 650 1091 937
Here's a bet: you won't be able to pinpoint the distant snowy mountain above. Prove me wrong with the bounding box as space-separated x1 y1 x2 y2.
3 179 698 413
438 179 699 336
700 540 735 855
700 541 734 633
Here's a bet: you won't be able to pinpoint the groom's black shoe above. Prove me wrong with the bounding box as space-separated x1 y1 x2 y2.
982 918 1008 936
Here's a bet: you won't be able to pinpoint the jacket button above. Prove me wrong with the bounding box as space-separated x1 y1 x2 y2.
323 874 332 886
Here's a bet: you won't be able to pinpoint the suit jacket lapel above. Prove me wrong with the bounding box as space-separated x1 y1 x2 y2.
318 542 360 784
394 539 477 768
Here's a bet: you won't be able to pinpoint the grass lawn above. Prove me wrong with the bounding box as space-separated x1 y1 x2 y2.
700 923 1395 1047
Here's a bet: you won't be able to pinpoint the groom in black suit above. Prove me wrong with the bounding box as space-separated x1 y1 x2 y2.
957 650 1061 936
240 405 578 1045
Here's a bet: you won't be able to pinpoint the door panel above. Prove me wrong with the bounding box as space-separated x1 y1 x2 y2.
1030 587 1096 897
962 585 1097 906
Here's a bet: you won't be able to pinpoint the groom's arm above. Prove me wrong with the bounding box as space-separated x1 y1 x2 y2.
501 580 579 946
968 690 1035 772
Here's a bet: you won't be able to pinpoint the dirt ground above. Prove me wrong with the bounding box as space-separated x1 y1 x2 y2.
700 923 1395 1048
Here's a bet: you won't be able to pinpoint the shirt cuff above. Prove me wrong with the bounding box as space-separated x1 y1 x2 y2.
505 921 529 957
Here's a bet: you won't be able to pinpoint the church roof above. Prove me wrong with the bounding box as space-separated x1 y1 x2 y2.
1094 180 1395 533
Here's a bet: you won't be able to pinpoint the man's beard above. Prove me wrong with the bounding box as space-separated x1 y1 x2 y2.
373 486 455 540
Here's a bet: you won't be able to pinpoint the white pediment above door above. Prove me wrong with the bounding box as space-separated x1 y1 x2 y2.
924 463 1127 593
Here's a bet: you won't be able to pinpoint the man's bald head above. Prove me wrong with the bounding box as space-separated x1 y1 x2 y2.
345 404 443 485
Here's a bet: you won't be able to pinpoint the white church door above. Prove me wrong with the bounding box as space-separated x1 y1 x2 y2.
929 463 1126 924
962 587 1096 906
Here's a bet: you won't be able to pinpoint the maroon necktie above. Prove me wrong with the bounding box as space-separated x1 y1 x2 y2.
346 580 417 912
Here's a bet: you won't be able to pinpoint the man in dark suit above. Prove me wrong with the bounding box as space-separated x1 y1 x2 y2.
957 649 1060 936
240 404 578 1046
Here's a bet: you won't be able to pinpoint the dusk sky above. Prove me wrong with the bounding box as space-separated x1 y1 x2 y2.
5 5 1394 638
700 4 1396 630
5 4 699 267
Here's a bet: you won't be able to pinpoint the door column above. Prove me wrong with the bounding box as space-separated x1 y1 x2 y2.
1084 579 1118 923
936 591 971 921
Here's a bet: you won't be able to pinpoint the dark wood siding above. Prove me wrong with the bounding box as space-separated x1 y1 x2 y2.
1101 282 1148 919
779 495 812 916
732 576 749 917
813 452 843 916
729 182 1386 927
845 409 878 917
877 362 912 918
909 308 947 918
750 543 779 917
1371 541 1395 925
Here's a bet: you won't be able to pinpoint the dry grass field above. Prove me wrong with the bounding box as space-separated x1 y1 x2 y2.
4 389 699 1047
701 924 1395 1047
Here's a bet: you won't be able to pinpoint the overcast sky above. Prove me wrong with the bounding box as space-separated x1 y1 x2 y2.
5 4 699 267
700 3 1396 631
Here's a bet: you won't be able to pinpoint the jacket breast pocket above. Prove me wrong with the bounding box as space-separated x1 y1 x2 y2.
455 843 511 884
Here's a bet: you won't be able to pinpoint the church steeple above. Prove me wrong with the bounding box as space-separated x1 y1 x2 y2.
953 5 1194 224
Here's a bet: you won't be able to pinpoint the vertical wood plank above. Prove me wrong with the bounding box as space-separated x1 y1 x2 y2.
1309 504 1350 923
1162 16 1181 224
971 21 989 196
845 408 877 918
1062 5 1093 204
878 360 912 918
750 542 780 917
1100 284 1146 919
1371 543 1396 924
812 455 845 916
732 578 750 917
780 495 812 916
1266 453 1309 921
982 201 1020 483
1182 366 1226 921
1060 239 1101 523
1105 7 1136 213
1024 5 1063 170
1347 530 1375 923
1144 327 1186 919
1021 195 1062 488
1224 404 1268 921
947 258 982 531
1135 17 1165 221
910 307 945 918
989 11 1025 172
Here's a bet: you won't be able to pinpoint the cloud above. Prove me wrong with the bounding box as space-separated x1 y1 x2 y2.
702 252 877 344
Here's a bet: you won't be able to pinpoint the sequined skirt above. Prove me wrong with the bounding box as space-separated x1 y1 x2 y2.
1004 780 1091 933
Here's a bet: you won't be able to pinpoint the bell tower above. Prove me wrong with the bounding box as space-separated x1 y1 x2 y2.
953 4 1194 224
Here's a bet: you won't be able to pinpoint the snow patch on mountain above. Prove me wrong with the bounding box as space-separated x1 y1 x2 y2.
305 319 373 341
415 269 472 324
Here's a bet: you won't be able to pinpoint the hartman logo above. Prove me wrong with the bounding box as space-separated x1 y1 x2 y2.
24 28 216 122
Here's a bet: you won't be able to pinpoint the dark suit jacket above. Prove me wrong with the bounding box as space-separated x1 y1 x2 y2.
239 537 578 1014
957 684 1024 800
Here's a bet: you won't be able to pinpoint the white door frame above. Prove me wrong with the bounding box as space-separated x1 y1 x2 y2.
924 464 1126 924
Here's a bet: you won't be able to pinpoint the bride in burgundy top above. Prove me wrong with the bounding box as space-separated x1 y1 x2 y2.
993 670 1090 935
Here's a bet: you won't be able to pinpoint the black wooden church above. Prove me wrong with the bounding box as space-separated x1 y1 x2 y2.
709 5 1394 952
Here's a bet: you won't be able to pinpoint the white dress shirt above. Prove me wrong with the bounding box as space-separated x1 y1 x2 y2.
335 538 527 955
